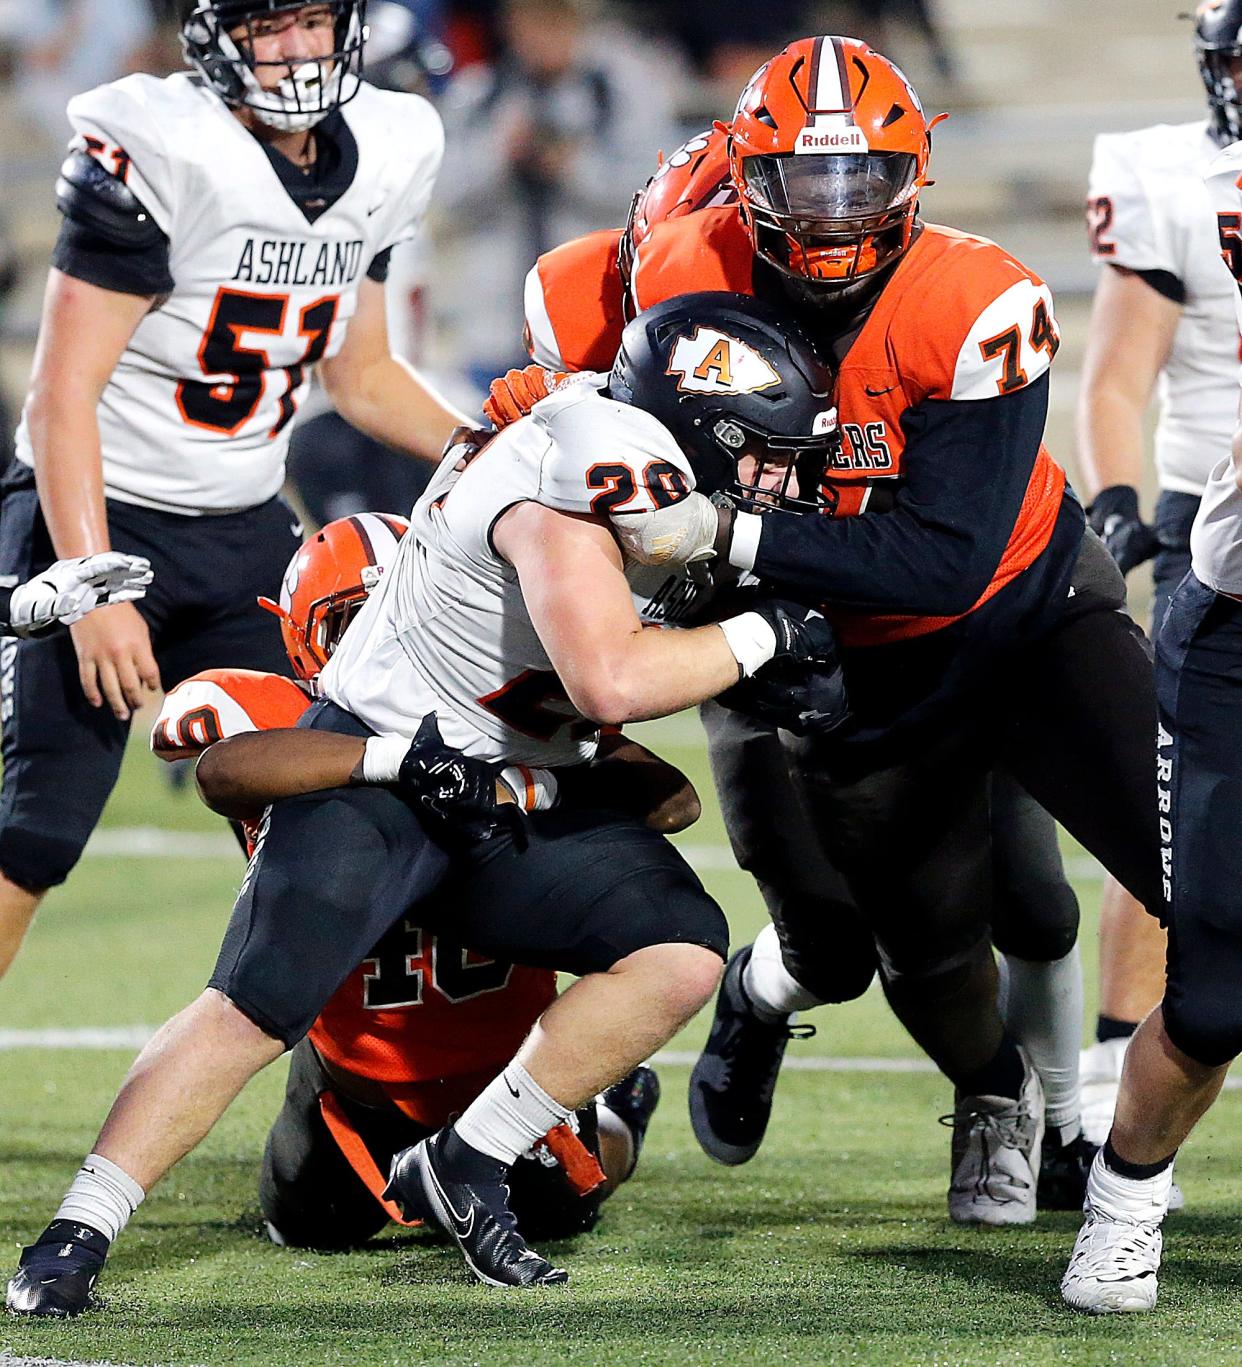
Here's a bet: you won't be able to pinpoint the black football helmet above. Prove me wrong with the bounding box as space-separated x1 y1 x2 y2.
1196 0 1242 146
607 292 840 514
181 0 366 132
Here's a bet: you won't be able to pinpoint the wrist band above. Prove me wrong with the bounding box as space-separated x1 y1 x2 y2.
718 612 778 679
498 765 560 812
361 735 408 784
727 510 764 572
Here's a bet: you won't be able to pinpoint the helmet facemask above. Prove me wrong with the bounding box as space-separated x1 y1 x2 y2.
696 411 841 515
1199 45 1242 146
740 150 919 290
182 0 366 133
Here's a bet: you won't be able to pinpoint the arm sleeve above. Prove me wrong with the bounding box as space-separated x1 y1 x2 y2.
1086 132 1178 275
51 216 172 296
748 373 1051 616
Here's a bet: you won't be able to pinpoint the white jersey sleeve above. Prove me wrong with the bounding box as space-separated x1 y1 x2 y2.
67 77 179 236
1087 130 1177 273
531 384 693 514
1191 143 1242 593
365 91 445 256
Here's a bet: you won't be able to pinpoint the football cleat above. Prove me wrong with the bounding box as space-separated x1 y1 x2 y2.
384 1133 568 1288
945 1050 1044 1226
688 946 815 1166
599 1064 661 1179
1061 1151 1170 1314
5 1220 110 1317
1080 1037 1129 1148
1037 1129 1097 1211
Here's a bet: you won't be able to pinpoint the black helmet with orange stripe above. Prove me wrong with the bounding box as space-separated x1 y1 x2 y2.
258 512 409 682
1196 0 1242 146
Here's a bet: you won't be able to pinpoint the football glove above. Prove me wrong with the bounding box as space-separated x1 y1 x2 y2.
719 597 837 678
483 365 584 428
6 553 153 637
717 658 851 737
397 714 510 845
1087 485 1159 577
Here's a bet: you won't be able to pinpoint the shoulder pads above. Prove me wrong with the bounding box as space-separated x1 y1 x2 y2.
54 149 166 250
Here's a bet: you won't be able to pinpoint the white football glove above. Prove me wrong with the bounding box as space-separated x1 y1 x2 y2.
611 492 723 568
7 553 153 636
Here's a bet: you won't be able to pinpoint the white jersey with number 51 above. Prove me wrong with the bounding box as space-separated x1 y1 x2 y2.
14 71 443 515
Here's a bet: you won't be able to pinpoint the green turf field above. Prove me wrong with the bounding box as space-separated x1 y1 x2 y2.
3 716 1241 1367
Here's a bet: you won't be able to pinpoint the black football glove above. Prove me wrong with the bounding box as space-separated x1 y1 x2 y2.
397 714 508 845
1088 485 1160 577
718 657 851 737
749 597 838 668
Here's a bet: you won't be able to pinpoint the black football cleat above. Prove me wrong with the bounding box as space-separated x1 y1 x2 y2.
6 1220 110 1317
689 945 814 1166
599 1064 661 1179
1038 1129 1099 1211
385 1132 569 1288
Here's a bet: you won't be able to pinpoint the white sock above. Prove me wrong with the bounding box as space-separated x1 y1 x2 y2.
453 1063 573 1165
743 924 825 1023
1001 946 1084 1142
54 1153 145 1244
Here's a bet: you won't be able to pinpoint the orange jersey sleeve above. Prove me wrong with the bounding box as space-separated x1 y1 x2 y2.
149 668 311 760
524 228 629 372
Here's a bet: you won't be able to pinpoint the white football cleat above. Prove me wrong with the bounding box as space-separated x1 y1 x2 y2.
1061 1151 1170 1314
1079 1038 1129 1147
947 1049 1044 1226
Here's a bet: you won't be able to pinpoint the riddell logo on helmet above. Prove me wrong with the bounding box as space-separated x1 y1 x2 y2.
794 126 870 154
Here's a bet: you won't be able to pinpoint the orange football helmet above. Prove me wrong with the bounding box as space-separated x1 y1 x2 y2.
259 511 409 682
618 126 734 316
727 36 943 291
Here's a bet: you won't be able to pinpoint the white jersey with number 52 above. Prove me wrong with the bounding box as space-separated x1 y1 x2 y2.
14 72 443 515
320 384 700 766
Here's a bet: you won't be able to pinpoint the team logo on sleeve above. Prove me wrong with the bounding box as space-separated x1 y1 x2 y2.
666 327 781 395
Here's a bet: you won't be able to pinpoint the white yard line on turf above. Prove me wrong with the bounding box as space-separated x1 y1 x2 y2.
83 826 1108 883
10 1031 1240 1089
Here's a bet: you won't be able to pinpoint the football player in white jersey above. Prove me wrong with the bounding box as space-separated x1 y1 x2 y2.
0 0 470 981
1074 3 1242 1150
1062 123 1242 1315
6 293 842 1309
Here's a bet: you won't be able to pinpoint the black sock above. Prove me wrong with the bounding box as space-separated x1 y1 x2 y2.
1096 1014 1138 1044
438 1129 508 1184
1102 1135 1176 1181
957 1033 1026 1101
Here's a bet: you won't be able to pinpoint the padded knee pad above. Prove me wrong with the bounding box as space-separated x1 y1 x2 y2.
991 881 1080 963
0 826 84 892
1162 992 1242 1070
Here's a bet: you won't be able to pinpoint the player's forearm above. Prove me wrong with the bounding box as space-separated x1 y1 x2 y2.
28 398 111 559
564 624 740 727
195 730 368 819
569 733 701 834
1075 384 1147 498
327 354 470 463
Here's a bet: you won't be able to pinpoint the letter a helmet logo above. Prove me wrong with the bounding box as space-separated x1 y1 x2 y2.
666 326 781 395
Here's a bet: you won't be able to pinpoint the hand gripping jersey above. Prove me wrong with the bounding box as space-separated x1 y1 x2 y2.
1088 120 1239 494
1191 143 1242 596
320 384 699 762
15 72 443 515
150 667 557 1126
526 206 1066 646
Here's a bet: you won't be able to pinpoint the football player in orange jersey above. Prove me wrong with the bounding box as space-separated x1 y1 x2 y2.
498 38 1163 1227
146 512 663 1250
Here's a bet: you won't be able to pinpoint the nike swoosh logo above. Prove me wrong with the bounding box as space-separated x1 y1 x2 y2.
367 200 386 217
865 384 897 397
427 1156 476 1240
505 1075 521 1099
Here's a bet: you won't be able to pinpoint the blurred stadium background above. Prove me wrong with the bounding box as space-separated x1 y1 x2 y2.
4 5 1239 1364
